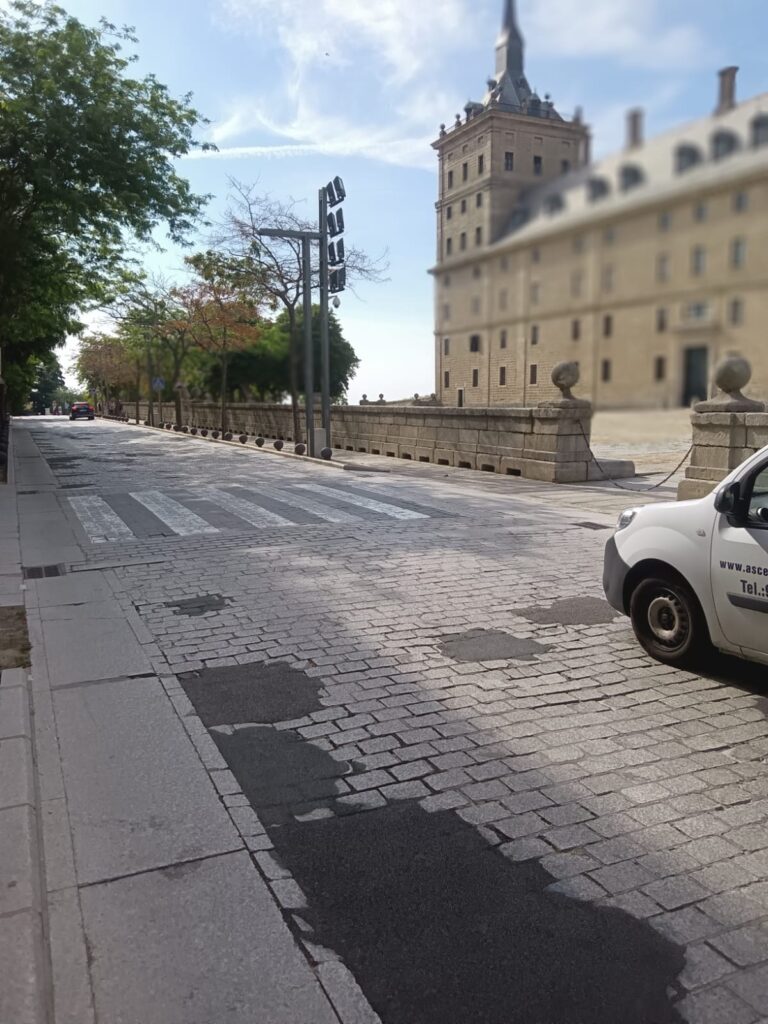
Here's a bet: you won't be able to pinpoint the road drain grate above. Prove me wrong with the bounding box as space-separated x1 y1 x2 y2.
22 564 66 579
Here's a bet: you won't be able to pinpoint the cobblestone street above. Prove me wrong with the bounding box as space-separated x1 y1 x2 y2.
12 418 768 1024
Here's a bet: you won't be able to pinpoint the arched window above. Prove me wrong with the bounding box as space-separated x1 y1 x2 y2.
752 114 768 148
619 164 645 191
587 177 610 202
675 143 703 174
711 129 740 161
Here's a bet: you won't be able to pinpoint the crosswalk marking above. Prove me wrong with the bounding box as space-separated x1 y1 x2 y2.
293 483 429 521
68 483 437 544
229 484 359 524
68 496 135 543
130 491 219 537
203 488 293 528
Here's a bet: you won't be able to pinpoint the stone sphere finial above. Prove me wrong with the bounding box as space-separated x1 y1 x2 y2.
551 361 580 401
694 356 765 413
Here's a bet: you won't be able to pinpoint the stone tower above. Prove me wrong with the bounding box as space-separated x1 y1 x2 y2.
432 0 591 262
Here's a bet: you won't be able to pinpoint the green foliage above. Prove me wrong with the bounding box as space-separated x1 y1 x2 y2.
204 306 359 403
0 0 211 408
28 355 65 412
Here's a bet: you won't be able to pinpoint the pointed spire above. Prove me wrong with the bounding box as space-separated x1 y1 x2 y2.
496 0 525 80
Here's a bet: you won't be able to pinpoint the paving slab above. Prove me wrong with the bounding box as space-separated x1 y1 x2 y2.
80 850 339 1024
0 683 30 738
42 617 152 686
0 908 48 1024
30 572 114 608
0 804 39 915
53 676 241 885
0 735 35 808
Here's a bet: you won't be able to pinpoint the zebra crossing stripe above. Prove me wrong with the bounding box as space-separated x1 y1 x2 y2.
68 496 136 543
203 488 293 527
293 483 428 521
229 484 359 524
130 491 219 536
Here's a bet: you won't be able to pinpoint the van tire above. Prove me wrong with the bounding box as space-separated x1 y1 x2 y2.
629 575 710 670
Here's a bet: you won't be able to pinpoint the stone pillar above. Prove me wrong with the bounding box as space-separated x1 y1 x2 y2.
524 362 634 483
678 357 767 501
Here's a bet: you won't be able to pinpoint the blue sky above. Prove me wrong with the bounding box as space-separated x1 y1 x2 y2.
62 0 767 399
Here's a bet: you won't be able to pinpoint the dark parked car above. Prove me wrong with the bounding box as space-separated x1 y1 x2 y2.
69 402 95 421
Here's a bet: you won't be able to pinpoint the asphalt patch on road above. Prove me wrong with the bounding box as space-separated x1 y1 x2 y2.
164 593 231 617
211 723 685 1023
516 597 619 626
179 660 323 727
440 628 551 663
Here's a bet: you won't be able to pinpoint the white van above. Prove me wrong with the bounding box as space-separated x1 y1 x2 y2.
604 444 768 668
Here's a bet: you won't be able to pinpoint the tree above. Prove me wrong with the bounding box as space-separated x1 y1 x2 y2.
176 252 264 432
75 333 135 410
29 355 65 413
0 1 212 418
218 181 386 441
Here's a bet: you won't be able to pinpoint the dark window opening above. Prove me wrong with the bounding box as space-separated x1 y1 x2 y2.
529 364 538 385
444 370 450 388
446 238 453 256
460 232 467 250
533 155 543 176
752 114 768 148
531 324 539 346
620 164 644 191
505 151 514 171
676 144 703 174
656 308 668 333
447 170 454 189
446 205 453 220
500 330 507 349
571 319 581 341
462 162 468 182
603 315 613 338
499 367 507 386
443 338 450 356
475 226 483 246
478 155 485 174
469 335 481 353
601 359 612 383
561 159 571 174
472 369 479 387
712 129 740 161
654 357 666 382
476 193 483 208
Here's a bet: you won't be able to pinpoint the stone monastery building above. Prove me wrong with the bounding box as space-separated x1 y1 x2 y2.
432 0 768 409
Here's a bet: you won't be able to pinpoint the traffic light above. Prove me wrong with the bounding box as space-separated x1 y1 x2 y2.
326 176 346 207
328 239 345 266
327 209 345 237
329 267 346 294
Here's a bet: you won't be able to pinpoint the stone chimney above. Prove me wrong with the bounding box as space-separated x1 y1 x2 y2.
627 108 644 149
716 67 738 114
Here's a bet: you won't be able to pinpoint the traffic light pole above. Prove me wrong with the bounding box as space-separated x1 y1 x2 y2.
319 188 332 451
301 236 315 457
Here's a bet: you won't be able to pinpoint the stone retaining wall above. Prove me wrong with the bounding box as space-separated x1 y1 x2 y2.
133 396 634 484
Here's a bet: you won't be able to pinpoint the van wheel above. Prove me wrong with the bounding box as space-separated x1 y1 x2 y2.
629 576 710 669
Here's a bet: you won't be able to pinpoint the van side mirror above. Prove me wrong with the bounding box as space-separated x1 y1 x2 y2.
720 479 741 512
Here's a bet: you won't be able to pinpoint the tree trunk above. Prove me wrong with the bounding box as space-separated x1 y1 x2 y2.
146 347 155 426
220 349 229 434
288 306 301 442
135 364 141 424
173 356 183 428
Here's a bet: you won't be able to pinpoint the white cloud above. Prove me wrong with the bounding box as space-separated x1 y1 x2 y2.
524 0 714 71
206 0 716 171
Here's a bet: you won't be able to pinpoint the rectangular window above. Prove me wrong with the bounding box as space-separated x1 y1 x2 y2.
476 192 483 208
469 335 481 353
602 264 614 292
443 338 450 356
532 247 541 264
499 367 507 386
446 205 453 220
571 319 581 341
475 226 483 246
691 245 706 276
733 190 748 213
731 237 746 269
561 159 571 174
447 170 454 189
604 227 616 245
656 253 669 283
500 330 507 349
573 235 585 254
603 314 613 338
500 255 509 272
460 232 467 251
571 270 583 297
656 308 668 333
478 155 485 174
529 364 538 385
694 201 707 223
531 324 539 346
659 211 672 232
472 369 479 388
461 198 467 213
654 357 666 382
446 238 453 256
442 304 450 321
499 289 508 311
601 359 612 383
531 283 540 305
533 155 543 176
729 298 745 325
444 370 450 389
472 265 482 279
685 301 710 322
471 297 480 315
462 162 468 182
443 274 451 287
505 151 514 171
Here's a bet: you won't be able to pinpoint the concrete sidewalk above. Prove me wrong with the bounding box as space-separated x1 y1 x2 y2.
1 422 347 1024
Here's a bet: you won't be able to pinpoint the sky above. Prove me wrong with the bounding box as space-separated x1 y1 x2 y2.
59 0 767 400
